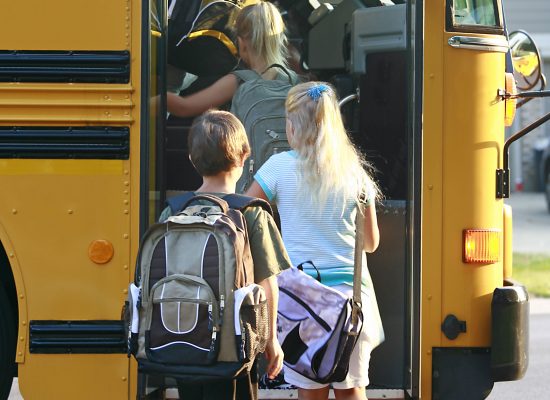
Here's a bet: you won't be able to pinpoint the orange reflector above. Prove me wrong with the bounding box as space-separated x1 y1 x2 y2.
504 72 517 127
88 239 114 264
463 229 500 264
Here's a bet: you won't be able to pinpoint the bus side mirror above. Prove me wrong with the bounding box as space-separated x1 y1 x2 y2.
509 30 543 91
501 30 550 109
497 31 550 199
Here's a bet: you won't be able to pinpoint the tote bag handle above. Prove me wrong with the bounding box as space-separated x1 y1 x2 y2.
352 202 366 327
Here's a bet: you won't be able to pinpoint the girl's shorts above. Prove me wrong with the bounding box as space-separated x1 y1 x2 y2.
282 284 374 390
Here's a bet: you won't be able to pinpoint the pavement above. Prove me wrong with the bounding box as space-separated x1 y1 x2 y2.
8 193 550 399
488 192 550 400
505 191 550 256
505 192 550 315
504 192 550 314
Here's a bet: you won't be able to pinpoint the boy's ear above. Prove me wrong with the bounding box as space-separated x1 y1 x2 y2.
188 154 196 169
236 156 246 168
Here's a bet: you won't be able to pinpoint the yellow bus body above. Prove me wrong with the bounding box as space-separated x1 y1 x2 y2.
422 2 513 398
0 0 141 398
0 1 529 399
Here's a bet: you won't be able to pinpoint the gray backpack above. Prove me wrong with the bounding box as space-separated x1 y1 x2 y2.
230 64 299 192
126 194 271 382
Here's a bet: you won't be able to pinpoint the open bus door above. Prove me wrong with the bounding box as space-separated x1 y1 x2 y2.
154 1 423 399
144 0 550 397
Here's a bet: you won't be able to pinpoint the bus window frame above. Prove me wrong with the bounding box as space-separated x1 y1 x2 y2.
140 0 167 236
445 0 504 35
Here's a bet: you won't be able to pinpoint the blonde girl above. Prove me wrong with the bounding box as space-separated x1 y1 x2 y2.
247 81 383 400
167 1 289 117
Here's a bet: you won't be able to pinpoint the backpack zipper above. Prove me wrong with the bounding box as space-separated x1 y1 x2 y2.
153 297 218 332
153 297 211 305
148 274 221 331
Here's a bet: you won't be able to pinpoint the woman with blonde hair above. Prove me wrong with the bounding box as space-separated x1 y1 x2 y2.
247 81 384 400
167 1 289 117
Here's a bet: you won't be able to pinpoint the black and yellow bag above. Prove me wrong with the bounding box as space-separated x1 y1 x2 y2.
168 0 242 76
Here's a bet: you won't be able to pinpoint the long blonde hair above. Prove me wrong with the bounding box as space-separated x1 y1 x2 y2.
286 81 379 206
235 1 289 68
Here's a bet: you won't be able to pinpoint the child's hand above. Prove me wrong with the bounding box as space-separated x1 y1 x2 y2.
264 337 284 379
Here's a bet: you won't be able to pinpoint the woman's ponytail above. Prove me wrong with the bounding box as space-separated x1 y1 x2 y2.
236 1 288 68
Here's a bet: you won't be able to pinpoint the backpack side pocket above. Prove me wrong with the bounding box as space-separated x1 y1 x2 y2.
234 284 268 362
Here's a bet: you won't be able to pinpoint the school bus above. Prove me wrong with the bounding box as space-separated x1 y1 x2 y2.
1 0 549 399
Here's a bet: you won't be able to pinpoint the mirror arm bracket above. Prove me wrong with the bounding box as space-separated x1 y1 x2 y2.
498 89 550 101
496 169 510 199
498 88 513 100
498 74 548 102
498 110 550 198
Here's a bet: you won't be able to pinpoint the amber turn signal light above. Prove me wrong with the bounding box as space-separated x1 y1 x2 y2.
463 229 500 264
504 72 517 127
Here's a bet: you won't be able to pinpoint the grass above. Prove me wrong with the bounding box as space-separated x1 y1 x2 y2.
512 253 550 298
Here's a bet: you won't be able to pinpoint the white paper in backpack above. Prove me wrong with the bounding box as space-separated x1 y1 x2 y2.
130 283 141 334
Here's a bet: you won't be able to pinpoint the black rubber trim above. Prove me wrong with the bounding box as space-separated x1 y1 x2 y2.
0 127 129 159
29 320 126 354
491 284 529 381
432 347 493 399
0 51 130 83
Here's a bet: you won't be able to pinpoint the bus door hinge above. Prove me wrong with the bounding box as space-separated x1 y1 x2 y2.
496 169 510 199
441 314 467 340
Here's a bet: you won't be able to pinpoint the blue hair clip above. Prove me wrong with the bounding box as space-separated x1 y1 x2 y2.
307 84 330 102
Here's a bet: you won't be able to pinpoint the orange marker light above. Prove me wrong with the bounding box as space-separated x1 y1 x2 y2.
463 229 500 264
88 239 114 264
504 72 517 127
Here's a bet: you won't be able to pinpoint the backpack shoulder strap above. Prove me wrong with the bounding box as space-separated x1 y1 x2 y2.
167 192 272 215
222 193 273 215
166 192 196 215
264 64 299 85
231 69 262 83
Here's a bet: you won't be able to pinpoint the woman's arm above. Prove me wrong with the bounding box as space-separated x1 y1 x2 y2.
166 74 239 117
363 203 380 253
245 180 269 201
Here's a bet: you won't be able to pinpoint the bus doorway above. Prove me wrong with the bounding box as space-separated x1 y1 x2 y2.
158 2 421 399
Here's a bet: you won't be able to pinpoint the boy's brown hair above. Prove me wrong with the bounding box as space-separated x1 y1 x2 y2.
188 110 251 176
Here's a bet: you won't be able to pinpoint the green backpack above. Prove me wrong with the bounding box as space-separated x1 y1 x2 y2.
230 64 299 192
126 194 271 382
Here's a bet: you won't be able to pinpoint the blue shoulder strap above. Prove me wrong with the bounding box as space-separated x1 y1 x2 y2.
166 192 272 215
222 193 273 215
166 192 196 215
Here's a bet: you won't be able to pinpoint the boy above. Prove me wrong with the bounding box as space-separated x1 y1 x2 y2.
159 110 291 400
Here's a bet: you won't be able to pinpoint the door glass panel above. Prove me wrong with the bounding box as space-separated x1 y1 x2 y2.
450 0 501 28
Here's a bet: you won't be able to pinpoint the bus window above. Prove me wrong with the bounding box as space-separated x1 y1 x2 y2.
448 0 503 31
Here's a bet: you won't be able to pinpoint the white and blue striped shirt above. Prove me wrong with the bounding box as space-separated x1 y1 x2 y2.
255 151 374 286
